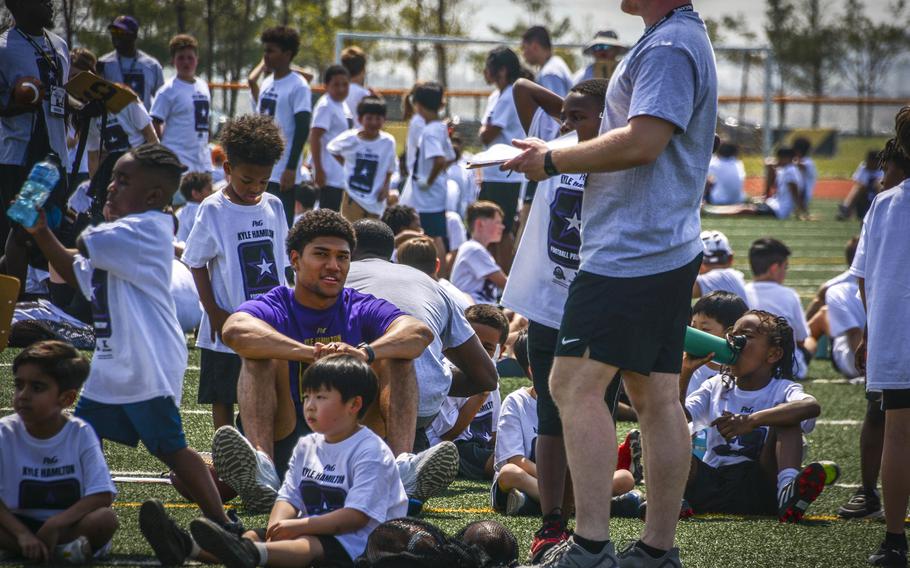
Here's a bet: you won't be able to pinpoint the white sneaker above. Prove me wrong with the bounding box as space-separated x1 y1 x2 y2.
397 441 459 502
212 425 279 514
54 536 91 564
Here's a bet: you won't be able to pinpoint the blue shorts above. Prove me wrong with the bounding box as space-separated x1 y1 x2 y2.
418 211 448 240
75 396 187 455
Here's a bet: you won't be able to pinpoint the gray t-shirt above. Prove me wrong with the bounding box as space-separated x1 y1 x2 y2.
0 28 70 166
98 50 165 111
346 258 476 418
580 9 717 277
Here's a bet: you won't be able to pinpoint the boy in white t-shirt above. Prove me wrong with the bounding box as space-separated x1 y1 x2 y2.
744 238 811 379
183 355 407 568
450 201 508 304
0 341 117 564
309 65 353 213
705 142 746 205
149 35 212 175
427 304 508 481
327 97 396 221
399 82 455 265
182 115 289 430
175 172 214 243
24 144 243 566
341 46 371 113
851 113 910 564
256 26 312 226
682 311 838 522
693 230 749 304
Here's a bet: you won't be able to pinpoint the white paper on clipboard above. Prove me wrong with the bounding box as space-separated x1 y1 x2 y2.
466 131 578 169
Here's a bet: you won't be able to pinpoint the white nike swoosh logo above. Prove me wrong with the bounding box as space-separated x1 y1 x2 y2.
561 337 581 346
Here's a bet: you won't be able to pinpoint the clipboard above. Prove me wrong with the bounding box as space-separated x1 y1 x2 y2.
65 71 137 114
466 131 579 170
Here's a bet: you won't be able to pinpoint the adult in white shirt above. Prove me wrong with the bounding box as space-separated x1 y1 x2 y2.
98 15 164 110
521 26 573 98
705 143 745 205
478 47 526 271
149 35 212 175
341 46 371 114
256 26 312 227
309 66 353 212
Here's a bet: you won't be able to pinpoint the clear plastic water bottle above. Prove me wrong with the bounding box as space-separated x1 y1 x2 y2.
7 156 60 228
692 430 708 460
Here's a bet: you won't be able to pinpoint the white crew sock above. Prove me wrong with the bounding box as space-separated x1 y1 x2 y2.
777 467 800 495
254 542 269 566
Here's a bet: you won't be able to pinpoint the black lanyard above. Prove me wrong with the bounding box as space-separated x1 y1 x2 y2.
638 3 694 44
14 27 60 80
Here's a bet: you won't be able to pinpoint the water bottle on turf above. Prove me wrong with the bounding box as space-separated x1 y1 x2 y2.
683 326 746 365
7 156 60 228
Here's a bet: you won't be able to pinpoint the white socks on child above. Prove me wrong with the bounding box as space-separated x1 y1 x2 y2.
254 542 269 566
777 467 799 496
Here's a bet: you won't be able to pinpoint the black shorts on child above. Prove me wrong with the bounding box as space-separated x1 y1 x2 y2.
455 439 493 481
198 349 242 405
684 458 777 516
250 529 353 567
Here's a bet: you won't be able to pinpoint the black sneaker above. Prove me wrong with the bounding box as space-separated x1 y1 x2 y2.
139 499 193 567
190 518 260 568
869 542 908 567
838 488 883 519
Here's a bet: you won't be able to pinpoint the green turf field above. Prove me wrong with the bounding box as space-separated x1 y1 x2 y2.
0 200 888 567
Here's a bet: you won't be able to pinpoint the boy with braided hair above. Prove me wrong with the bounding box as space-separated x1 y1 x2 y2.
24 143 244 566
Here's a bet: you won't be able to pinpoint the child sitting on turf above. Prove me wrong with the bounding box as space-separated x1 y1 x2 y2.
492 331 637 517
182 115 290 430
427 304 506 480
327 96 398 221
692 230 749 304
175 172 214 243
450 202 508 304
0 341 118 564
24 144 243 566
682 310 838 522
703 147 803 220
182 355 408 568
744 237 811 379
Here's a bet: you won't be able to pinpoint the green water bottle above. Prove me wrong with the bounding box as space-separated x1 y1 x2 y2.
684 326 744 365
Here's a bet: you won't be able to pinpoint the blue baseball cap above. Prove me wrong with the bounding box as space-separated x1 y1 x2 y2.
108 15 139 35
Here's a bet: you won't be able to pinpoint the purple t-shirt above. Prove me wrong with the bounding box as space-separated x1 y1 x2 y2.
236 286 404 416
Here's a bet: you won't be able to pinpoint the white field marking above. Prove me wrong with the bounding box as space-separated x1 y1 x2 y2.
1 407 213 415
816 419 862 425
112 476 171 484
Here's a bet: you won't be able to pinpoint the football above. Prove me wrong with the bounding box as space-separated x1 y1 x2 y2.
12 77 42 106
169 451 238 504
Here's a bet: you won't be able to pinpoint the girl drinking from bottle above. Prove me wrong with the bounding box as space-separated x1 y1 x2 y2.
681 310 839 523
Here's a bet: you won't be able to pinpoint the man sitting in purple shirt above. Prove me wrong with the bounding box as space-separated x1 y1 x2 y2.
213 210 434 513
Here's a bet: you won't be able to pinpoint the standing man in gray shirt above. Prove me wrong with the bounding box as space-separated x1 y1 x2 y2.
98 16 164 110
506 2 717 567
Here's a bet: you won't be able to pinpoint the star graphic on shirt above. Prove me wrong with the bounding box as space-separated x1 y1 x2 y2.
728 438 745 452
247 253 275 283
359 166 370 178
564 210 582 234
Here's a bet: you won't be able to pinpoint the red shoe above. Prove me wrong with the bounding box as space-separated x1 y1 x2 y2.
528 519 570 563
778 462 827 523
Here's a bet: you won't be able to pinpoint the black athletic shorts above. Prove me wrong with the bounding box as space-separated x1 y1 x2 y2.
529 320 624 436
882 388 910 410
418 211 448 240
454 438 493 480
555 255 702 376
479 181 521 231
198 349 242 405
250 529 353 566
684 458 777 516
318 186 344 212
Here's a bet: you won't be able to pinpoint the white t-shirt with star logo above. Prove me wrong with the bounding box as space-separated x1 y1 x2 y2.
149 76 212 173
685 375 815 469
327 128 397 216
502 172 587 329
182 190 289 353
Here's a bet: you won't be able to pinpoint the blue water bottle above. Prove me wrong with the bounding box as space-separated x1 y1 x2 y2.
7 156 61 228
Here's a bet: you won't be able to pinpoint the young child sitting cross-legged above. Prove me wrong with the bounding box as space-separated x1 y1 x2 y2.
0 341 118 564
681 310 839 522
184 355 408 568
